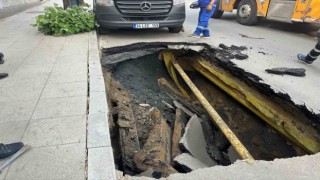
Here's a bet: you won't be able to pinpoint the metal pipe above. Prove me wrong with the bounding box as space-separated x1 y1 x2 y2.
171 59 254 161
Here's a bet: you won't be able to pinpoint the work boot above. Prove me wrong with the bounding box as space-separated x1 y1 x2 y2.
0 73 8 80
188 33 201 38
0 52 4 64
297 54 314 64
201 35 211 39
0 142 24 159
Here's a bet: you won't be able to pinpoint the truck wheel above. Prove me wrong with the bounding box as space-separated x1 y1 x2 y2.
169 26 183 33
98 27 111 35
211 0 224 19
236 0 258 26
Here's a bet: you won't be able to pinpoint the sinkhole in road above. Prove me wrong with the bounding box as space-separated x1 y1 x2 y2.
101 42 319 178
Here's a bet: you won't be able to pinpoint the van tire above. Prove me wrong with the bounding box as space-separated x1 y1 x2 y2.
98 27 111 35
211 0 224 19
169 26 183 33
236 0 258 26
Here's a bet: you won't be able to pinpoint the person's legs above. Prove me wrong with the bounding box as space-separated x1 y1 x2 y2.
201 6 215 37
191 9 205 37
298 42 320 64
0 142 24 159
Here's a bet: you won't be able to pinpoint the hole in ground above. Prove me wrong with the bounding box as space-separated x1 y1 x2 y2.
101 43 318 178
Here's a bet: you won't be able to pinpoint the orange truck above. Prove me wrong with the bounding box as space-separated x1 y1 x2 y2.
212 0 320 25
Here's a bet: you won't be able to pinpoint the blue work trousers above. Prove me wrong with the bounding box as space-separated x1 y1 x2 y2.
194 6 215 36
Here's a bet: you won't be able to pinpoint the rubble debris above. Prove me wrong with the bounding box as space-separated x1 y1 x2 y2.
139 103 151 107
199 115 231 165
173 153 209 172
207 144 231 165
218 43 249 60
228 146 241 163
161 100 175 110
265 67 306 77
258 51 268 55
235 53 249 60
137 168 162 179
173 101 193 117
109 80 140 174
133 105 156 147
133 108 177 177
110 52 176 123
116 170 124 179
171 108 188 160
239 33 265 39
180 115 218 166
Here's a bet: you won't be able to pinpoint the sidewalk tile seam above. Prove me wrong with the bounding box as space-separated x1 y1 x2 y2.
23 141 84 150
24 114 86 122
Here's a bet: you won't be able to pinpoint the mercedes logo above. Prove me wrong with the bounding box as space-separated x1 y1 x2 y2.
140 2 152 11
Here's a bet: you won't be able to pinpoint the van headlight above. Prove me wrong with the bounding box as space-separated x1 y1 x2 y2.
173 0 185 6
96 0 114 6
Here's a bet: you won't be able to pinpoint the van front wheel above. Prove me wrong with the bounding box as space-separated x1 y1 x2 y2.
236 0 258 26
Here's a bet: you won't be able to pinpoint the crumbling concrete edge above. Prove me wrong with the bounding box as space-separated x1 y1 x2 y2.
87 31 117 180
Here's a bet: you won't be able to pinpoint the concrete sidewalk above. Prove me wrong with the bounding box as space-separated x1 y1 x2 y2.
0 1 115 179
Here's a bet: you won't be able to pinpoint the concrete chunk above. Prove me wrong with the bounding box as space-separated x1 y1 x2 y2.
180 115 217 166
173 153 209 172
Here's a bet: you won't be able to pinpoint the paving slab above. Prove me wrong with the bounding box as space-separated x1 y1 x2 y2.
0 169 8 180
3 75 49 88
31 96 87 120
5 143 86 180
55 54 88 65
13 64 54 77
41 81 87 99
47 70 88 83
22 116 86 147
52 63 87 74
0 100 38 123
0 83 44 102
0 121 29 143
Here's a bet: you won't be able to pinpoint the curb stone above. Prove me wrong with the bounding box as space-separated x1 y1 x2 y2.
87 30 117 180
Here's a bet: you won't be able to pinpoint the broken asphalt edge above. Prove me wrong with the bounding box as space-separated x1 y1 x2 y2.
87 31 117 180
102 42 320 129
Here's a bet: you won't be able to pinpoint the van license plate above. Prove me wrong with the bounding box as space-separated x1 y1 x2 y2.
133 24 160 29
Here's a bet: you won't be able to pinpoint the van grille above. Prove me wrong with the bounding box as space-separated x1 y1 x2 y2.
114 0 173 15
